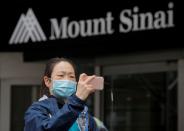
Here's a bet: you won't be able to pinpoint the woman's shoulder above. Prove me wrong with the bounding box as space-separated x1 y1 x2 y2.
24 95 56 124
26 95 56 112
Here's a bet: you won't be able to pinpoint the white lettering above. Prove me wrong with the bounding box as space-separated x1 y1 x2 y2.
132 7 139 31
167 2 174 27
106 12 114 34
139 12 153 30
50 17 68 40
68 21 80 38
119 9 132 33
119 2 174 33
93 18 106 35
154 11 166 29
79 20 93 37
50 12 114 40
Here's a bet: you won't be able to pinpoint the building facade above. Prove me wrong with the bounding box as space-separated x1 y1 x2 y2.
0 0 182 131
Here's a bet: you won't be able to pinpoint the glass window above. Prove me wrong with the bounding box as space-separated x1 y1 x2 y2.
104 71 177 131
0 79 1 118
10 85 40 131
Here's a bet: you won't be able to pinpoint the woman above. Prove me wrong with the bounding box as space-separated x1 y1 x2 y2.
24 57 107 131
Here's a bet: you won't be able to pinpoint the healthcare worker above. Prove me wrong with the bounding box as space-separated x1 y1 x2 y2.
24 57 107 131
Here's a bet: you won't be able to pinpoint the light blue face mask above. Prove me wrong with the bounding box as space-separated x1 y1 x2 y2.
51 80 77 98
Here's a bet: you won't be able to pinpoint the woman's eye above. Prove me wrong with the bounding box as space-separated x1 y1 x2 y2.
70 76 75 78
58 75 64 77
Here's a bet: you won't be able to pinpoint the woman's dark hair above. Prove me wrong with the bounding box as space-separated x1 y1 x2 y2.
40 57 78 97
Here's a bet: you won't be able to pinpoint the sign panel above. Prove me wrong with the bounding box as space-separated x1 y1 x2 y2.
0 0 180 59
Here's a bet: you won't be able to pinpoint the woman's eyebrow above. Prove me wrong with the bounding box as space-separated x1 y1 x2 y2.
57 71 74 75
57 71 65 74
68 72 75 75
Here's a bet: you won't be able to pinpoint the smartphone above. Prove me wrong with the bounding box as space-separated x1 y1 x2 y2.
89 76 104 90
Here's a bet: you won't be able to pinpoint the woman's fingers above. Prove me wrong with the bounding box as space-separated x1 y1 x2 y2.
84 75 96 84
87 85 96 92
79 73 87 81
76 74 97 100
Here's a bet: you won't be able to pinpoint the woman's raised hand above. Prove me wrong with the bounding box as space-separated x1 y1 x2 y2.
76 73 96 101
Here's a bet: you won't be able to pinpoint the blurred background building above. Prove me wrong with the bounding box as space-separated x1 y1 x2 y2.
0 0 182 131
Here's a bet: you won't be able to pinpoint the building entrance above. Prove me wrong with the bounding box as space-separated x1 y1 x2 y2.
102 62 177 131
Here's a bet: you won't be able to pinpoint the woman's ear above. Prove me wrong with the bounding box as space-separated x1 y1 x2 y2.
44 76 52 89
